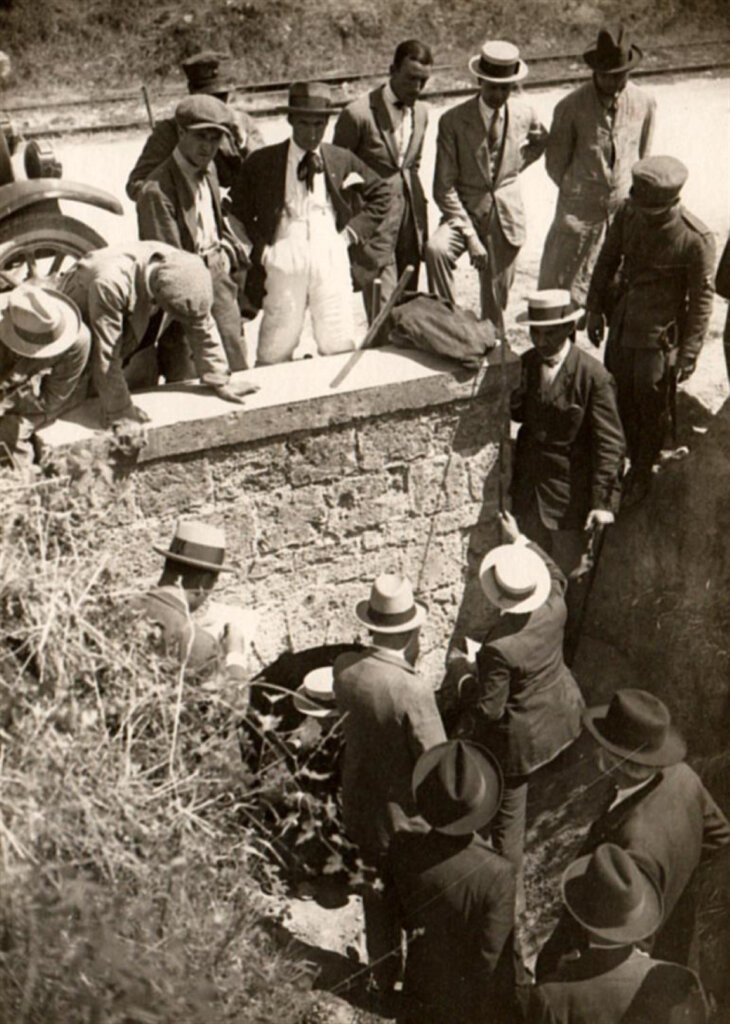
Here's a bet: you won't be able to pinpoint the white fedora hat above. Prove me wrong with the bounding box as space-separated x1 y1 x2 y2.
0 284 81 359
355 573 427 634
480 543 551 614
153 519 233 573
293 668 338 718
468 40 528 84
517 289 584 327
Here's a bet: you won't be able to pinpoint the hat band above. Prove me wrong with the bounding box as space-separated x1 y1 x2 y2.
598 716 665 754
527 303 575 322
366 604 418 628
477 57 520 79
168 537 225 567
289 97 332 110
13 315 65 346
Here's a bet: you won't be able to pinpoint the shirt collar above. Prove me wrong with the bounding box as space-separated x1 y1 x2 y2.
540 339 572 372
608 773 659 812
289 138 321 164
384 82 407 110
478 96 503 121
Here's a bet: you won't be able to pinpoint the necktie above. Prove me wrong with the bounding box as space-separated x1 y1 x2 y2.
297 150 323 193
488 109 501 152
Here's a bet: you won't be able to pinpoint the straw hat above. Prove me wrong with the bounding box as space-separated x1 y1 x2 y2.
355 573 427 634
413 740 503 836
479 542 551 614
0 284 81 359
583 689 686 767
468 41 528 84
293 667 338 719
517 289 584 327
153 520 232 573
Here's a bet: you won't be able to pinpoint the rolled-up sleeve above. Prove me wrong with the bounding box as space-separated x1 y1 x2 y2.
183 314 230 387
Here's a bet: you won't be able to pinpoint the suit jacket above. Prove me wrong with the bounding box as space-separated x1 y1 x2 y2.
333 85 429 256
510 344 626 530
536 763 730 978
433 94 547 248
333 646 446 863
137 587 219 672
136 153 226 255
390 830 519 1023
0 324 90 427
452 542 584 777
126 111 264 200
529 946 706 1024
586 201 716 367
229 139 394 307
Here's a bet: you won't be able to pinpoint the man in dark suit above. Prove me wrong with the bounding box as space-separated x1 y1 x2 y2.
426 39 547 324
536 690 730 980
530 843 708 1023
137 95 248 371
230 81 392 365
391 739 523 1023
333 39 432 318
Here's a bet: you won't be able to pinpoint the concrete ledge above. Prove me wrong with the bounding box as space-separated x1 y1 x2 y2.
39 345 518 463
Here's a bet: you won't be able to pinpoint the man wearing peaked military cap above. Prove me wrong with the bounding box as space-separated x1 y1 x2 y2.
585 155 716 507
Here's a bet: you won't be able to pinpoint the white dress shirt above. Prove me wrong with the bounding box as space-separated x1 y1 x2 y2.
383 82 414 165
284 139 332 221
173 147 219 254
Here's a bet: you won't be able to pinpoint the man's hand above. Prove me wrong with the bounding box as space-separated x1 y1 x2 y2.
212 380 261 405
111 405 151 430
466 234 489 271
586 312 605 347
676 358 695 384
585 509 614 530
498 509 522 543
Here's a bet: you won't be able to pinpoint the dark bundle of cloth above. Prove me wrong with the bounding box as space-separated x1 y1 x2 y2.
388 292 496 368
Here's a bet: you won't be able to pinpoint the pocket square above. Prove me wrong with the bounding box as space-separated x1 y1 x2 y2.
342 171 365 189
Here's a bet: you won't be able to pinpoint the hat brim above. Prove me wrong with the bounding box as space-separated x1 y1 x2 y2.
293 686 339 719
0 287 81 359
562 853 663 943
354 599 427 634
286 105 336 117
583 47 642 74
468 55 528 84
302 666 335 702
184 121 233 137
479 545 552 614
412 740 504 836
152 544 234 574
582 705 687 766
516 308 584 327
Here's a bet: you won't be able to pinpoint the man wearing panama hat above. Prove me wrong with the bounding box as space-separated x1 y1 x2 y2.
426 39 547 325
538 25 656 303
530 843 709 1022
390 740 524 1022
537 689 730 981
0 283 90 468
333 572 446 991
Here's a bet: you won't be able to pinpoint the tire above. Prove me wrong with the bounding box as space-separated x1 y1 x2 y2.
0 208 106 286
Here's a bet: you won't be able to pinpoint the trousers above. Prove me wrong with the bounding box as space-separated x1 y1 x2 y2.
363 200 421 323
605 340 669 478
257 211 356 364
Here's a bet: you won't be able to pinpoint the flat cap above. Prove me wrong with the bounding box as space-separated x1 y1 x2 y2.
149 251 214 322
631 155 688 208
174 95 232 134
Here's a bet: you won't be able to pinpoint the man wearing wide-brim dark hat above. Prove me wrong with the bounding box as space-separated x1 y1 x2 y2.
537 689 730 981
530 843 710 1023
538 25 656 305
390 739 525 1023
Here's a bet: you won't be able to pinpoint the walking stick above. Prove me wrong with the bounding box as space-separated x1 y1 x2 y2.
564 521 609 667
141 85 155 129
484 232 510 514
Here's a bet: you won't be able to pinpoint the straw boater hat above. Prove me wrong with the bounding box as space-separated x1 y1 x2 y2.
517 289 584 327
293 666 338 719
0 284 81 359
153 520 233 574
562 843 663 945
355 573 427 633
468 40 528 84
286 81 336 117
583 25 643 74
412 739 504 836
583 689 686 766
480 541 551 614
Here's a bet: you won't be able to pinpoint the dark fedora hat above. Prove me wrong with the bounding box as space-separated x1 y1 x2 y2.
153 519 233 574
584 25 643 74
412 739 503 836
562 843 663 944
286 81 336 117
583 689 686 766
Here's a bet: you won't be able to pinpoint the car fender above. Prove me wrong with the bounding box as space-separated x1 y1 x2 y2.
0 179 123 219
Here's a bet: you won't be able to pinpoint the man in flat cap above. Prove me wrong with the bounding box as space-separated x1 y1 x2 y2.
585 155 715 506
230 81 391 365
126 51 263 201
61 242 257 430
538 26 656 303
333 39 433 318
137 95 249 371
426 40 547 325
0 283 89 468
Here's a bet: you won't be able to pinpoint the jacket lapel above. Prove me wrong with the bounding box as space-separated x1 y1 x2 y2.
320 144 351 227
491 102 509 186
371 85 400 168
463 96 491 186
402 99 426 168
171 161 199 250
542 343 579 401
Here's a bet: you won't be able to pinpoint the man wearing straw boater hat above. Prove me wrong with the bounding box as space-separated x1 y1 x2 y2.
390 740 524 1023
537 689 730 980
230 81 392 365
333 573 446 991
426 39 547 324
530 843 709 1023
538 25 656 303
0 283 90 468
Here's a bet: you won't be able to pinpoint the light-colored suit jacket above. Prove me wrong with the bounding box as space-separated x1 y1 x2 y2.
433 94 547 248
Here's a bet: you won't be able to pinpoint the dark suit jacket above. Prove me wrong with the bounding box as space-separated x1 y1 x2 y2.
391 830 519 1024
333 646 446 863
333 85 428 257
536 764 730 978
229 139 393 307
451 542 584 777
136 154 224 255
511 344 626 530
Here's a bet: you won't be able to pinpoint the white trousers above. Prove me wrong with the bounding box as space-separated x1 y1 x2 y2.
257 212 356 365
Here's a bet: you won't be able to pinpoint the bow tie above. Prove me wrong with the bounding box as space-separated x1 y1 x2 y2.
297 150 323 193
540 354 563 368
393 99 406 110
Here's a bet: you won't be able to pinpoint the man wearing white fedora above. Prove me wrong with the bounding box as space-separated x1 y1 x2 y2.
333 572 446 991
426 40 547 325
0 283 90 469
